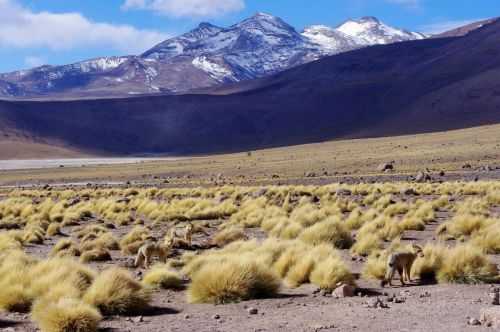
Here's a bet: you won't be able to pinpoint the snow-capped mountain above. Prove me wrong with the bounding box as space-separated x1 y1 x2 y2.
0 13 426 99
336 16 426 45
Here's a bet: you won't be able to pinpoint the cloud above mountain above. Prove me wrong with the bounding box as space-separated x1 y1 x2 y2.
0 0 168 54
122 0 245 18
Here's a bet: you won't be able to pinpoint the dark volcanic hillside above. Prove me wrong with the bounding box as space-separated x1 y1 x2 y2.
1 20 500 155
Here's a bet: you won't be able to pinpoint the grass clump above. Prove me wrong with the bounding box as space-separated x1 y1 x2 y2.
212 227 247 247
437 214 493 239
32 297 102 332
120 226 150 255
350 233 383 257
411 244 446 283
437 244 498 284
187 258 280 304
46 222 63 237
309 255 354 290
80 248 112 263
83 268 151 315
0 252 35 312
50 239 81 258
298 217 353 249
142 265 183 290
470 225 500 254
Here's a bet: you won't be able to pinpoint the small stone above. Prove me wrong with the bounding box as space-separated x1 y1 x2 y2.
336 188 352 196
377 163 394 172
247 307 258 315
367 298 388 309
468 318 481 326
184 314 190 319
394 297 406 304
401 188 418 196
480 307 500 328
333 284 356 298
489 287 500 305
419 291 431 298
132 316 143 323
213 314 221 320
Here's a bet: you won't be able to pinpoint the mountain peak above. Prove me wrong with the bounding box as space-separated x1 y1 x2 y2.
197 22 219 29
359 16 380 23
235 12 298 36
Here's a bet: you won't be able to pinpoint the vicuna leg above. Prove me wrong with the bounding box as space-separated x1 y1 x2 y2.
135 252 144 268
398 267 405 286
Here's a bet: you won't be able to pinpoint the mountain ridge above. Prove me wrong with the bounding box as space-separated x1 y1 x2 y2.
0 13 425 99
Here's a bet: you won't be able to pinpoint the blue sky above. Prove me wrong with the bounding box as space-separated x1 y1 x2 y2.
0 0 498 72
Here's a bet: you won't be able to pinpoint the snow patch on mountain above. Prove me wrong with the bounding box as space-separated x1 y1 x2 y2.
336 17 426 45
192 56 234 81
78 57 129 72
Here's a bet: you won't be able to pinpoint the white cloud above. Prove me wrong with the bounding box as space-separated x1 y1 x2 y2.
419 18 484 35
0 0 169 54
24 56 46 68
122 0 245 18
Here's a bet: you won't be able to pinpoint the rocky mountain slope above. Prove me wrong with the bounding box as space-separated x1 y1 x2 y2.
0 18 499 155
0 14 424 99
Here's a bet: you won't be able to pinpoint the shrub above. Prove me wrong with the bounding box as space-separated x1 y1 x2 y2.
0 250 35 312
437 244 498 284
0 232 23 251
212 227 247 247
298 217 353 249
120 227 150 255
187 258 280 304
29 259 96 299
285 254 316 288
32 298 102 332
309 256 354 290
0 284 33 312
350 233 383 257
142 265 183 290
23 225 45 244
471 225 500 254
273 247 302 278
399 217 426 231
411 244 446 283
46 222 63 237
50 239 80 258
437 215 493 239
83 268 151 315
80 248 112 263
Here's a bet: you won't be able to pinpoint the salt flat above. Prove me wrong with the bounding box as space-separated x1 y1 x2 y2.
0 158 181 171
